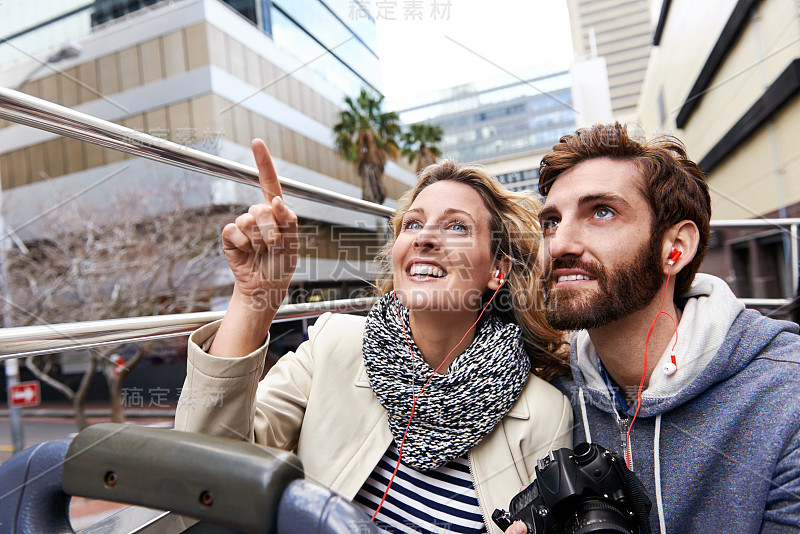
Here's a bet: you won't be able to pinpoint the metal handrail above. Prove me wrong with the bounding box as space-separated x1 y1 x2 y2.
711 219 800 226
0 87 390 360
0 88 799 361
0 297 377 360
0 88 394 218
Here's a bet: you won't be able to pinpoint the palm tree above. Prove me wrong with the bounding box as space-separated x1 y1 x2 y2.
334 89 401 205
401 123 444 174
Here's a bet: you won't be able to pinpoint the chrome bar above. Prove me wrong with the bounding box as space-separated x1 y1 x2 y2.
0 88 394 218
739 298 794 307
0 297 377 360
792 225 799 297
78 507 198 533
710 218 800 227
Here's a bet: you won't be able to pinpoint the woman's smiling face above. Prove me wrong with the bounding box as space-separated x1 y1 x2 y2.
392 180 497 312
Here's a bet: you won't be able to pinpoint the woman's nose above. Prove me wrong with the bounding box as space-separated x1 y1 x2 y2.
413 224 442 250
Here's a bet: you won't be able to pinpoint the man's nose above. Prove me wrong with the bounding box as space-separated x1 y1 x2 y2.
544 220 584 260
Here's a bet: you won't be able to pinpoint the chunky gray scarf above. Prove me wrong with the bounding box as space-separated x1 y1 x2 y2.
362 292 531 471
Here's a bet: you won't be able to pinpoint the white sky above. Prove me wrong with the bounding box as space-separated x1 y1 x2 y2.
375 0 575 109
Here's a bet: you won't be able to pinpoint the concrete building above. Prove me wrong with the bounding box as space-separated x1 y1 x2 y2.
0 0 416 302
398 68 577 193
638 0 799 301
0 0 420 401
566 0 654 121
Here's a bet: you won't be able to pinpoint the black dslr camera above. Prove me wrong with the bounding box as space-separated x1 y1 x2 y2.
492 443 652 534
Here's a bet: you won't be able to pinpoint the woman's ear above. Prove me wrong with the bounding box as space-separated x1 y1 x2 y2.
662 221 699 275
488 256 513 291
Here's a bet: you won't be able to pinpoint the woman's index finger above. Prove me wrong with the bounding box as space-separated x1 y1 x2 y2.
252 138 282 201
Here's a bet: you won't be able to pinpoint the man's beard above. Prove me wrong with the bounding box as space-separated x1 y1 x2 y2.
542 238 665 330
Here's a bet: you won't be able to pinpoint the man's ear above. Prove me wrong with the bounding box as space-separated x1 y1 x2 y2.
662 221 699 275
488 256 514 290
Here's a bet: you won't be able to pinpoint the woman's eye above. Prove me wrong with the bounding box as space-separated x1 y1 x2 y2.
594 207 613 219
403 219 422 230
450 222 467 232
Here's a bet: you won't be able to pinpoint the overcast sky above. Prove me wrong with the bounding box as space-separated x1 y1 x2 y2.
374 0 575 109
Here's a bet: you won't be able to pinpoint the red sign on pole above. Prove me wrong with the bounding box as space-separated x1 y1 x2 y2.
8 380 40 408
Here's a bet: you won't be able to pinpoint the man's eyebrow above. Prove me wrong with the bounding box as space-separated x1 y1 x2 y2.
538 205 560 222
577 193 632 209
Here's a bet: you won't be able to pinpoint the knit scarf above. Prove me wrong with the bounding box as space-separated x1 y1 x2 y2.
362 292 531 471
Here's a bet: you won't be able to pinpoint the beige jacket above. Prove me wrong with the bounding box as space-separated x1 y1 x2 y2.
175 312 572 534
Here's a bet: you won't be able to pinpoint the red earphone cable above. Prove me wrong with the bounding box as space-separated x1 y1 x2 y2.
370 286 502 520
625 264 679 468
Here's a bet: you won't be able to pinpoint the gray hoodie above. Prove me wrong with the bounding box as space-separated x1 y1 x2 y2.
553 274 800 533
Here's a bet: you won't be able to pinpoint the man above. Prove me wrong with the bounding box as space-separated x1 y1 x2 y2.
508 123 800 533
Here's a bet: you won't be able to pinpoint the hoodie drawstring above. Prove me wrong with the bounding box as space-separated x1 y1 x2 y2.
578 387 592 443
654 413 666 534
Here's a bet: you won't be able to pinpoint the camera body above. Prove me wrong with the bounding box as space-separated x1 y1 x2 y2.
492 443 652 534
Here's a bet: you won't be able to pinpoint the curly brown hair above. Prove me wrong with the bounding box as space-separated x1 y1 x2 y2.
374 160 570 379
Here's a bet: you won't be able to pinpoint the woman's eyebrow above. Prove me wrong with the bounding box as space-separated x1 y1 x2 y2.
441 208 475 222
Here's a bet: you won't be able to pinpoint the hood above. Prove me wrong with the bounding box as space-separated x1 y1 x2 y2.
569 274 799 417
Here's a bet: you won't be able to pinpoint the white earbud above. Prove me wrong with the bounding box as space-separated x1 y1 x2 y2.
662 361 677 376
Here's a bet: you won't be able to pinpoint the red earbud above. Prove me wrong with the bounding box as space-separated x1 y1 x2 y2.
493 270 505 284
668 248 682 265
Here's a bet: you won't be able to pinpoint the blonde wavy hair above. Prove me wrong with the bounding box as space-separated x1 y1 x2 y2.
375 160 570 379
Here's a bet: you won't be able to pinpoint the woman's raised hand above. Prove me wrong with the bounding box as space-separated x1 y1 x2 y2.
209 139 298 358
222 139 299 307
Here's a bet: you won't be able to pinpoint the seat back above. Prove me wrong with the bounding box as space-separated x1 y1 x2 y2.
0 439 73 534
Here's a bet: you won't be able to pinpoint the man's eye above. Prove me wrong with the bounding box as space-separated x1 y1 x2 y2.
542 219 559 230
594 207 613 219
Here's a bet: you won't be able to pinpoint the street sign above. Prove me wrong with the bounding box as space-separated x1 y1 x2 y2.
8 380 40 408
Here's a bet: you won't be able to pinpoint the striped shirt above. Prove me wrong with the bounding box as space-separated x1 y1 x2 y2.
353 444 487 534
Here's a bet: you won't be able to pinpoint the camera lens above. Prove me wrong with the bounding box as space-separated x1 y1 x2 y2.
572 443 598 466
565 497 633 534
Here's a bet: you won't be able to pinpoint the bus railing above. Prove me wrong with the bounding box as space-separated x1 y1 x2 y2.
0 87 798 360
0 88 393 218
0 297 377 360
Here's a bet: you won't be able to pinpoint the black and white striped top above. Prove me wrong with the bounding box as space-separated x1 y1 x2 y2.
353 444 487 533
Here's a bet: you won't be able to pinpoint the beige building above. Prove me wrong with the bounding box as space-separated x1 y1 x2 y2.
638 0 800 300
0 0 416 304
566 0 654 120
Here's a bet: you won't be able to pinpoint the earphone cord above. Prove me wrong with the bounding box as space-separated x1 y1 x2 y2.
625 264 679 469
370 287 502 521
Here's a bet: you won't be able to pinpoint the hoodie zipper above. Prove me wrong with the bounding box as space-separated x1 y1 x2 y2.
613 411 633 471
467 451 492 533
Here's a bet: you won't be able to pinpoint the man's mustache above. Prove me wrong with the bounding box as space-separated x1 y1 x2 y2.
541 258 604 282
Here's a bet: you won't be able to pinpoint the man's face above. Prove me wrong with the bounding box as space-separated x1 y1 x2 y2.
538 158 666 330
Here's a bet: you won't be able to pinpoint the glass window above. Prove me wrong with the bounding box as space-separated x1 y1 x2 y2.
270 9 371 95
272 0 380 90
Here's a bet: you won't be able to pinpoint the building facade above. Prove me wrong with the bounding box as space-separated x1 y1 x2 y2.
566 0 654 121
0 0 420 401
0 0 415 302
398 69 577 193
638 0 799 302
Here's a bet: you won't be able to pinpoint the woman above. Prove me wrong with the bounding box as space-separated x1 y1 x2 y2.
175 139 572 534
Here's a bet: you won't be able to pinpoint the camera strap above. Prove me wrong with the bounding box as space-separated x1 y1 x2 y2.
611 459 653 534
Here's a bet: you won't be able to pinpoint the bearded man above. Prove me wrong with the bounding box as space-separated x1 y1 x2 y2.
508 123 800 534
